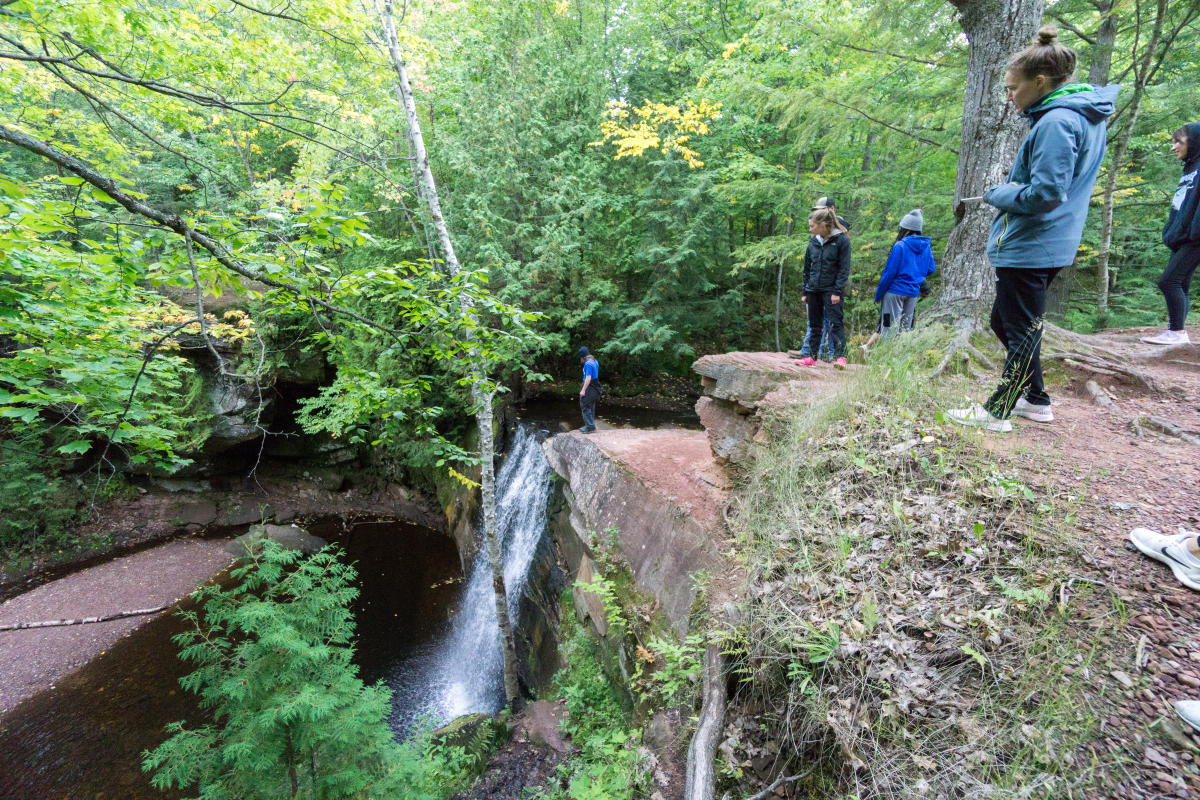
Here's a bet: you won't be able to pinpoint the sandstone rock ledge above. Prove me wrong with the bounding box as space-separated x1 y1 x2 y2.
692 351 852 468
543 429 728 636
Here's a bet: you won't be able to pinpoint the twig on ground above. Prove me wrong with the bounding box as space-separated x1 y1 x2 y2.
0 605 169 631
743 769 815 800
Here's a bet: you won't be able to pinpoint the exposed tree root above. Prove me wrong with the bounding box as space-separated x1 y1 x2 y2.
1042 351 1169 395
1042 322 1185 397
929 327 993 382
1085 380 1118 410
1138 415 1200 445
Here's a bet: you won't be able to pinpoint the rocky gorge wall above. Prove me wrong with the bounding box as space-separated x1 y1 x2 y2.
539 351 843 643
542 429 728 638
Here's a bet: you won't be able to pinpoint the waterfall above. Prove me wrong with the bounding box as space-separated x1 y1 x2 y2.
389 423 553 732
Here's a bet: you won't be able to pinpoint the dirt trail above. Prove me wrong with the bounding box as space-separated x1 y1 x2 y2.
998 326 1200 797
0 538 232 714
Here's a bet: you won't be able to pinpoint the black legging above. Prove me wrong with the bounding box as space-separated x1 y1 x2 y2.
1158 241 1200 331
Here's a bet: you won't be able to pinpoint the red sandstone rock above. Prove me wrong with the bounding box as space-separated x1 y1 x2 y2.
543 429 726 635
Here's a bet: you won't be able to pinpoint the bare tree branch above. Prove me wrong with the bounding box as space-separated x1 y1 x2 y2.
0 123 407 342
818 95 958 154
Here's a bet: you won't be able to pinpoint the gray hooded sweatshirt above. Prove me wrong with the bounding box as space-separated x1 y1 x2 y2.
984 84 1120 269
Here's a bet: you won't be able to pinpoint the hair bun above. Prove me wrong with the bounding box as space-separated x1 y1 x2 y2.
1036 25 1058 46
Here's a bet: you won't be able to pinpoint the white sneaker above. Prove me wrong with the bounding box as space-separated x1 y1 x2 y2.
1177 700 1200 732
1141 329 1191 345
1013 397 1054 423
946 402 1012 433
1128 528 1200 591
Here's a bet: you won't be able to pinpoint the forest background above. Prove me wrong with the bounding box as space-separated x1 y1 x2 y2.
1 0 1198 551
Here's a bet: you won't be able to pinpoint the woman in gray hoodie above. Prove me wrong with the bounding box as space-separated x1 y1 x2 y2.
948 26 1118 433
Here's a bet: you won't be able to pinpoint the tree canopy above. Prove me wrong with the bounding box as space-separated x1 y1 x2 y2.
2 0 1197 544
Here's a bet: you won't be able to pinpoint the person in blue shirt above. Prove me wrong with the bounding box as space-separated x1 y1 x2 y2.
948 26 1118 433
577 346 601 433
873 209 936 339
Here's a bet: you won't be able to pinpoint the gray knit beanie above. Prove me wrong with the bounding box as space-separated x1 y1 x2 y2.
899 208 924 232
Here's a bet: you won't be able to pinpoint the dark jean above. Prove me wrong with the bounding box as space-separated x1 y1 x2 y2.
801 292 846 359
985 267 1061 419
579 383 600 431
1158 242 1200 331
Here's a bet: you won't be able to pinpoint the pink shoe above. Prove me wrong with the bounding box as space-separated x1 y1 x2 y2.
794 357 817 366
834 357 847 369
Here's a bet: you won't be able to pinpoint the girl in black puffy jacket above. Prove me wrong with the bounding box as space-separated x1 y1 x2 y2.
795 207 852 367
1143 122 1200 345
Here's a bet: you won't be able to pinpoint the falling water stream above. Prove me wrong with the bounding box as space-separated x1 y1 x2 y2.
389 423 555 731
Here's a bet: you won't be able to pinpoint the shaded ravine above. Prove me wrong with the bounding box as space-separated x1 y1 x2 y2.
0 521 462 800
0 402 696 797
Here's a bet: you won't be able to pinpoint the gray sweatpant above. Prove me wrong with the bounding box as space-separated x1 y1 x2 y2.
880 292 918 338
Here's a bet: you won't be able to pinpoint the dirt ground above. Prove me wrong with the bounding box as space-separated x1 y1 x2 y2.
991 326 1200 798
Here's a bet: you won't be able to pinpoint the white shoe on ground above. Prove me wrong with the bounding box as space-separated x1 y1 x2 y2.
1128 528 1200 592
1013 397 1054 423
946 402 1012 433
1141 329 1191 345
1177 701 1200 732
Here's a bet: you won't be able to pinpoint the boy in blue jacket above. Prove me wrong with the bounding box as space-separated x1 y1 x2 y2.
1142 122 1200 345
873 209 936 338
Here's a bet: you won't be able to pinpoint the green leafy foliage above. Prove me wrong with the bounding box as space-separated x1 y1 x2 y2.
537 609 644 800
632 631 704 707
0 178 203 472
142 541 471 800
0 449 83 557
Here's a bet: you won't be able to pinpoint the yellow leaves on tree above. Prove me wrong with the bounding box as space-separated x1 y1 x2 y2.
591 98 720 169
158 307 256 345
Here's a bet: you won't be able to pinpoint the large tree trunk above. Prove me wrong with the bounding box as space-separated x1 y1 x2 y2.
1087 0 1119 85
1096 0 1167 315
379 0 523 710
933 0 1046 329
1047 0 1119 319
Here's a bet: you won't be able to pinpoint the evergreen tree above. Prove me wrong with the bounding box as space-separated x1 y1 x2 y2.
142 542 410 800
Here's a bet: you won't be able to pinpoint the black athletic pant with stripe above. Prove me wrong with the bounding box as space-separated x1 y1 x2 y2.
985 267 1061 419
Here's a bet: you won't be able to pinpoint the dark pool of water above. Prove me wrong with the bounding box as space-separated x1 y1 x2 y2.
0 586 205 800
517 395 701 432
310 519 464 733
0 520 461 800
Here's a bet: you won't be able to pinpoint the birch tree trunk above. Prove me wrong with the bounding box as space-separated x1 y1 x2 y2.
1096 0 1167 314
378 0 522 709
774 154 804 352
933 0 1046 328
